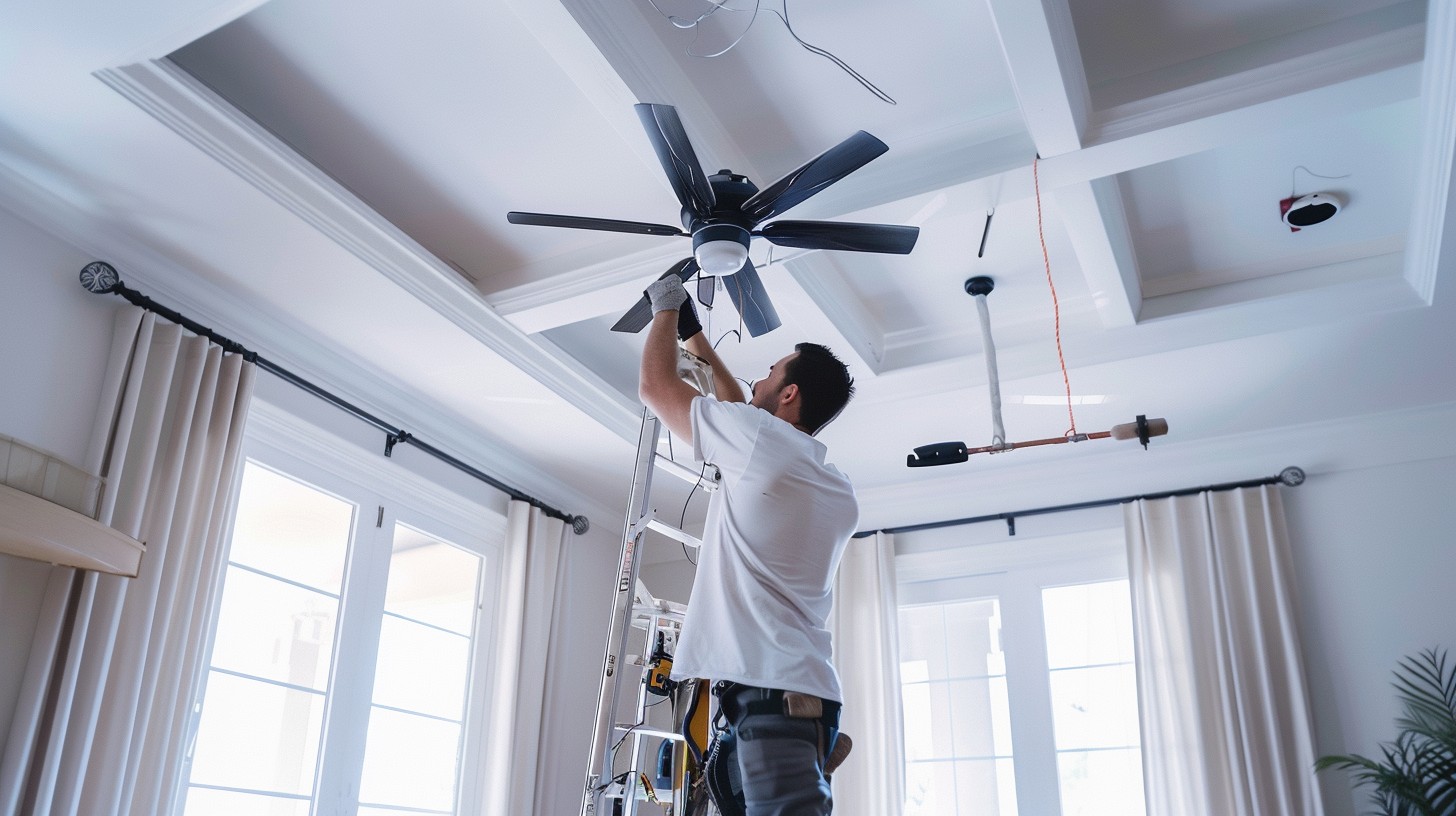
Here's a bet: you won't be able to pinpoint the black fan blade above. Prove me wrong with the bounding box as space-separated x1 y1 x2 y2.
722 261 782 337
634 103 716 219
507 211 686 237
610 258 700 334
756 220 919 254
740 131 888 224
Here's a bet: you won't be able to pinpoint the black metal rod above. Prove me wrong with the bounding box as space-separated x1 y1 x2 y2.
854 471 1297 538
102 280 584 530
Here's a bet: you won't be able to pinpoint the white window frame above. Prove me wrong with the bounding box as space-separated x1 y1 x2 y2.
175 402 506 816
897 520 1139 816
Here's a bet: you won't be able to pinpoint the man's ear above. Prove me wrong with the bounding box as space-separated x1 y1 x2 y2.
779 383 800 408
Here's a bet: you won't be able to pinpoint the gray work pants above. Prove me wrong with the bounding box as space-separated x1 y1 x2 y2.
708 683 838 816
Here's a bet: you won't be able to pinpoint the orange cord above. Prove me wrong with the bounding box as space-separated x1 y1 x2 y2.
1032 157 1078 436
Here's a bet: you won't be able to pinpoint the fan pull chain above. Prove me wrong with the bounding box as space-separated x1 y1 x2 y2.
1032 157 1078 437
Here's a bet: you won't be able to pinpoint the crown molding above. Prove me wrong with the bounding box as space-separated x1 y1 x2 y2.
95 58 642 445
1088 19 1424 144
0 157 618 536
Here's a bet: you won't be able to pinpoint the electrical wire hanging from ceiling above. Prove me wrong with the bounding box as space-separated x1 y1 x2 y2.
1032 156 1078 437
644 0 897 104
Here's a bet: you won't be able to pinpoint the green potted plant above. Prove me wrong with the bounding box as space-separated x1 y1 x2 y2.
1315 648 1455 815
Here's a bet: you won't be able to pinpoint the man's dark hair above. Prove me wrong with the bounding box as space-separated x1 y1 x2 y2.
783 342 855 435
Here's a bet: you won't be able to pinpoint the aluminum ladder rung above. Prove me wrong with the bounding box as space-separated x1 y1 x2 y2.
646 517 702 549
613 725 685 741
655 453 720 491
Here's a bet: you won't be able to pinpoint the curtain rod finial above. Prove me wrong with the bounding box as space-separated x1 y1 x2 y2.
80 261 120 294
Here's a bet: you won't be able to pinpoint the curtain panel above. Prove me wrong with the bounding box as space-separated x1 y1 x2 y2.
0 307 254 816
829 530 907 816
1125 485 1323 816
479 499 569 816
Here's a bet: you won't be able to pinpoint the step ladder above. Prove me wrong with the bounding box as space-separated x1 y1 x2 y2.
581 348 721 816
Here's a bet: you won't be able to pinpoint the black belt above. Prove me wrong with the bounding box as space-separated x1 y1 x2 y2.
712 681 841 725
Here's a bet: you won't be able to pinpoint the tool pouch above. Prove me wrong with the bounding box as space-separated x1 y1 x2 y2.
703 729 746 816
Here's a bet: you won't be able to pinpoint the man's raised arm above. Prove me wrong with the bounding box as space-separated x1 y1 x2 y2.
638 278 703 442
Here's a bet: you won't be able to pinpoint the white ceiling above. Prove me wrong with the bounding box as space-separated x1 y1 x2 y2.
1 0 1453 534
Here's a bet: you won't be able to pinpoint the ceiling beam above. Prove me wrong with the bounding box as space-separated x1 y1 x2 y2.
1049 179 1141 327
983 0 1090 157
549 0 759 182
1403 0 1456 303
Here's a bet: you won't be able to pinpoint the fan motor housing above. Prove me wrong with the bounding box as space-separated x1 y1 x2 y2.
683 171 759 232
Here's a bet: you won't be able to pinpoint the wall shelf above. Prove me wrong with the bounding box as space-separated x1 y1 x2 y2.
0 482 144 576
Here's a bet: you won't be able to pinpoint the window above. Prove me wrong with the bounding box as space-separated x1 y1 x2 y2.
176 416 500 816
898 529 1146 816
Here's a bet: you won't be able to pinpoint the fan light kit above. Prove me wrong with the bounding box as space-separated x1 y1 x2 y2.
1280 191 1343 231
507 103 919 337
692 225 750 276
905 276 1169 467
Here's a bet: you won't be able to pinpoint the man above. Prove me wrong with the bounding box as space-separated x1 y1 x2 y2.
638 276 859 816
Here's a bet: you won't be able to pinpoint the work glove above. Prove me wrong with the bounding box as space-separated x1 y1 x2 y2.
645 276 688 314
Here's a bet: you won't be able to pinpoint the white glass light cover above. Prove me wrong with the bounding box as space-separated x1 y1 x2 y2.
694 239 749 276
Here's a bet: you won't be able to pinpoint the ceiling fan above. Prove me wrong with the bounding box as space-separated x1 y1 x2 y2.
507 103 919 336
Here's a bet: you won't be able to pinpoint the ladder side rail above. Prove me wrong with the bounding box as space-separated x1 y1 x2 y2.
581 410 663 816
622 610 664 816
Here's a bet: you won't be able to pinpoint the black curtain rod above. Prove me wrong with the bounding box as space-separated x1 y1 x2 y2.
854 466 1306 538
79 263 589 534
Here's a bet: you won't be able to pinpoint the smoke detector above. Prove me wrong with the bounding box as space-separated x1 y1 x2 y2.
1280 192 1343 231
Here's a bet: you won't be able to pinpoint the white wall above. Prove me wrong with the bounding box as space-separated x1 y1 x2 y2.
1283 455 1456 816
0 204 117 742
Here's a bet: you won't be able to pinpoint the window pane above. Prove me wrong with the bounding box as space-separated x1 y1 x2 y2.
943 599 1004 677
954 758 1019 816
898 604 949 681
384 525 481 633
371 615 470 720
182 788 310 816
948 678 1013 758
901 598 1015 816
1056 748 1146 816
188 672 325 796
209 566 337 691
228 463 353 592
1048 664 1142 749
1041 579 1147 816
905 760 956 816
1042 581 1135 669
357 526 482 813
358 708 463 812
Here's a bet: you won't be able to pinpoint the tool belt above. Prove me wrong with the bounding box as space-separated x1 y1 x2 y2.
700 682 843 816
711 681 841 735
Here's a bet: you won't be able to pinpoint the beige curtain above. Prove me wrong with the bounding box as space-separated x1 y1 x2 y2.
0 307 254 816
828 531 906 816
1124 486 1323 816
479 499 569 816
